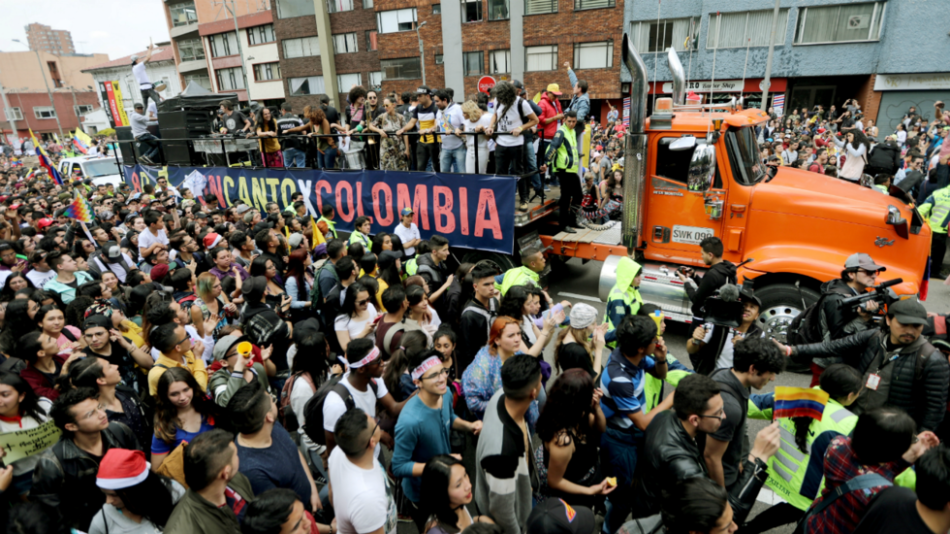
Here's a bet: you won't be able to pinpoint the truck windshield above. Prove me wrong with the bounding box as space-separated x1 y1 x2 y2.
83 159 122 178
725 127 765 185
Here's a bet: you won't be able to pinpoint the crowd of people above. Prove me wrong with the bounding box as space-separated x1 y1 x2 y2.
0 79 949 534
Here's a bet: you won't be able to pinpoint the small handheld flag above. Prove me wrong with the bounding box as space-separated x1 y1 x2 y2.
64 193 95 224
774 387 829 421
73 128 92 155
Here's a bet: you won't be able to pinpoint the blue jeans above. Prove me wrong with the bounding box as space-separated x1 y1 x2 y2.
283 148 306 168
135 133 160 161
601 427 643 534
524 138 542 194
317 147 337 169
440 145 466 173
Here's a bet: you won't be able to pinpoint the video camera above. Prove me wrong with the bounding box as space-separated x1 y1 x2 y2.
838 278 902 313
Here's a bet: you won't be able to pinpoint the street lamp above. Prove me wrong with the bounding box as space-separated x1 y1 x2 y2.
415 21 427 86
12 39 65 139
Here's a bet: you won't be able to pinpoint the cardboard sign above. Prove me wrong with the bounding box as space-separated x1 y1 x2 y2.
0 420 61 465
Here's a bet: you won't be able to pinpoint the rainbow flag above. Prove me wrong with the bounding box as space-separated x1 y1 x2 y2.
64 193 94 223
774 387 829 421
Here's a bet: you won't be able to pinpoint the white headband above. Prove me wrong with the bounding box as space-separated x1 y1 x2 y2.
411 356 443 381
349 346 381 369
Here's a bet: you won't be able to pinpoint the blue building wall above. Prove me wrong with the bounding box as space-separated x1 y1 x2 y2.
621 0 950 83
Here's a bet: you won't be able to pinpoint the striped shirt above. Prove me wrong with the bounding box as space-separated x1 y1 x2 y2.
600 348 655 430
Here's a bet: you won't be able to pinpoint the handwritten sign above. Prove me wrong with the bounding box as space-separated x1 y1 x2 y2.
0 420 61 464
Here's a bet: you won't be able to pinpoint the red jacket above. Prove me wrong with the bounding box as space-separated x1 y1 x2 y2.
539 97 563 142
20 354 68 401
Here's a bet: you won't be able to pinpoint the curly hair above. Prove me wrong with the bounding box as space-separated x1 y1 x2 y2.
494 81 517 114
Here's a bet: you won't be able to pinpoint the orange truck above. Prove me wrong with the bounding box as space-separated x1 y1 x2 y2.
523 34 931 337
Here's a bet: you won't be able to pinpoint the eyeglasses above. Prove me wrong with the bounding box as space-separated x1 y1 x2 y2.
365 418 379 450
699 409 725 422
422 368 450 381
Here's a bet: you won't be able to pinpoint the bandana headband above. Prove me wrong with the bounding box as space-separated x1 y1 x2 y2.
349 346 381 369
411 356 443 381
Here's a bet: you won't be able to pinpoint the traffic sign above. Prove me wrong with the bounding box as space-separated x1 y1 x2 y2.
478 76 496 94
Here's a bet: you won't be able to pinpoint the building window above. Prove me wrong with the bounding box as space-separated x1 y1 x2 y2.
795 2 884 44
216 67 245 91
488 0 508 20
629 18 695 52
526 45 558 71
338 73 362 89
169 1 198 26
707 9 789 49
253 62 281 81
366 31 378 51
364 0 373 8
4 108 23 121
433 4 441 14
489 50 510 74
73 104 94 115
574 0 613 10
369 71 383 87
209 32 239 58
178 38 206 62
275 0 316 18
328 0 354 13
381 57 422 80
34 107 56 119
573 41 613 69
462 0 482 22
463 52 484 76
377 8 417 33
435 54 444 64
282 36 321 58
184 73 212 91
248 24 276 45
333 33 359 54
290 76 326 95
526 0 556 15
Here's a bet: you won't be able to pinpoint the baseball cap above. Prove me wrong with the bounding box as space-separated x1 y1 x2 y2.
235 204 251 215
378 250 403 271
889 298 928 326
844 253 886 272
546 83 563 96
512 79 525 90
288 233 304 249
213 335 249 361
37 218 54 230
525 498 595 534
103 243 123 263
401 207 413 217
416 86 432 96
252 221 274 234
243 276 267 302
149 263 170 282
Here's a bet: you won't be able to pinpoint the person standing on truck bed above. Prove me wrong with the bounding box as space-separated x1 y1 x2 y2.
777 299 950 434
676 237 736 323
545 111 582 234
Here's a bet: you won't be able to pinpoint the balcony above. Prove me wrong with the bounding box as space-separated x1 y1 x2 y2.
170 22 199 39
178 59 208 73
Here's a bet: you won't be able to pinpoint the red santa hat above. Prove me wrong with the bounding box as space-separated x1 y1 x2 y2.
96 449 150 490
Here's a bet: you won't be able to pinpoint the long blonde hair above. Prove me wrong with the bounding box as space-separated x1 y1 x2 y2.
462 100 483 122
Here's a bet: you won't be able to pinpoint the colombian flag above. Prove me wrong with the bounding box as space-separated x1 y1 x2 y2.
774 387 829 421
30 129 64 186
73 128 92 155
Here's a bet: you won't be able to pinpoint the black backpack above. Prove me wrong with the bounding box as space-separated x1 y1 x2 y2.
785 287 852 346
302 375 378 445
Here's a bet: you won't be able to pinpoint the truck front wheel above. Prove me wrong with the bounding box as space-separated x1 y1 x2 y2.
754 282 820 343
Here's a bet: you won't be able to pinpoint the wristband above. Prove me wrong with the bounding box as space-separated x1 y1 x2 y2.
785 346 792 357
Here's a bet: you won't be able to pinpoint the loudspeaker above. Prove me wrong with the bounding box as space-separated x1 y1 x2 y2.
115 126 136 163
157 110 213 134
159 127 199 166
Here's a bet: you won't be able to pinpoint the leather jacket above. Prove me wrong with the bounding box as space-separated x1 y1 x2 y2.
635 411 767 524
32 422 141 531
793 329 949 431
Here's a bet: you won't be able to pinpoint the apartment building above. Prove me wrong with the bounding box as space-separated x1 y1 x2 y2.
25 23 76 55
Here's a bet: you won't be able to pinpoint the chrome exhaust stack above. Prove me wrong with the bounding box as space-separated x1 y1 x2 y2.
667 47 686 105
621 33 649 251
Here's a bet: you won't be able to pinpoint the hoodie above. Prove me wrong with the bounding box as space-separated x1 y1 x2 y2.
604 257 643 345
684 261 737 320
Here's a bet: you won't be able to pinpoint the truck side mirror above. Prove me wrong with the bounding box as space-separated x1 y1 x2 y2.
687 144 717 192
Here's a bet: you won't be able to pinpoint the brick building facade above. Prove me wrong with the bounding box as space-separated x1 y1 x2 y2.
0 91 99 138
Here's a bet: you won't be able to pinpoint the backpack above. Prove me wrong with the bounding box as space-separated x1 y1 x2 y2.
309 261 337 310
785 285 853 346
302 375 378 445
280 371 316 433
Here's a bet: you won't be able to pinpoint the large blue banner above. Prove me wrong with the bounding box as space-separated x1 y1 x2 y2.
124 165 517 255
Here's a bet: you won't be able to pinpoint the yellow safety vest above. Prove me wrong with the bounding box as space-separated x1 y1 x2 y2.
497 266 540 296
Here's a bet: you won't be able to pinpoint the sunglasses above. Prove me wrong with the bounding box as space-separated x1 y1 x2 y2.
357 298 370 306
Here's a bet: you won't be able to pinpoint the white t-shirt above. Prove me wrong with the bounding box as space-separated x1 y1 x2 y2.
439 103 466 150
138 228 169 259
26 268 56 289
328 447 398 534
132 62 151 88
492 98 534 147
334 303 378 340
392 222 420 256
147 102 159 122
323 373 389 431
702 326 766 370
463 114 494 149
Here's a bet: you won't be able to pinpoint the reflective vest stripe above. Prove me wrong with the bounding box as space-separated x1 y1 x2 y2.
555 126 579 173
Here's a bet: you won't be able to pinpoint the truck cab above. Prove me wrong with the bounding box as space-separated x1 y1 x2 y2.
58 156 125 188
539 35 931 339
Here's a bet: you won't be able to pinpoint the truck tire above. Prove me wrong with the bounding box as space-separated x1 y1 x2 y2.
755 282 820 343
459 251 517 272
